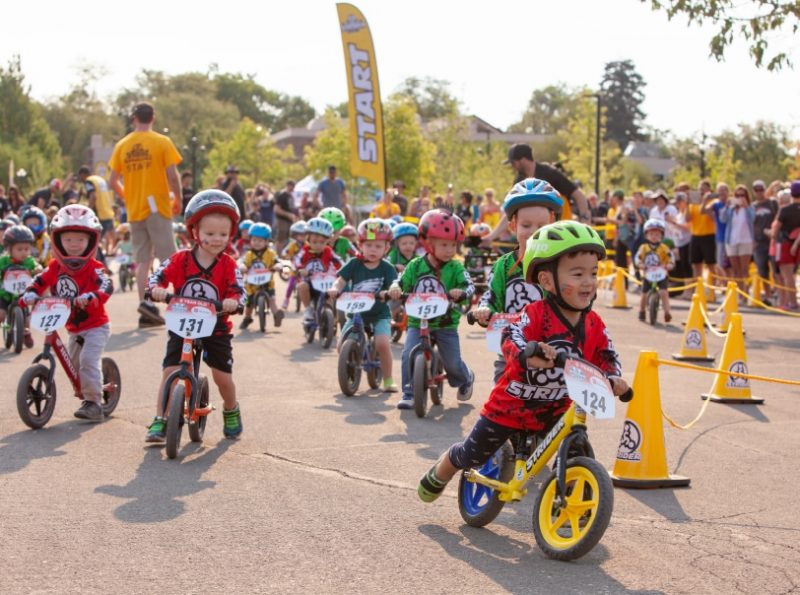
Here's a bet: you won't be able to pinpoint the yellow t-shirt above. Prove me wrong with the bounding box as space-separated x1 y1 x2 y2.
688 204 716 236
480 207 501 230
108 130 182 222
84 175 115 221
605 207 617 240
370 202 400 219
243 248 277 293
560 194 572 221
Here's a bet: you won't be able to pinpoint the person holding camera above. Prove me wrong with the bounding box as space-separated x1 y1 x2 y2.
719 185 755 301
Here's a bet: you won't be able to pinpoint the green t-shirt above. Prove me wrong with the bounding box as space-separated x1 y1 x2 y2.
387 247 413 268
478 250 544 314
334 237 357 262
0 255 38 301
394 256 474 329
337 258 397 323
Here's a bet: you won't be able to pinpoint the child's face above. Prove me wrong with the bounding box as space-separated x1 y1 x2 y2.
360 239 388 262
510 206 554 247
429 238 457 262
307 233 328 253
240 229 250 240
291 233 305 243
250 236 268 251
645 229 663 244
539 252 599 311
196 214 233 256
396 236 417 257
10 243 32 261
60 231 90 256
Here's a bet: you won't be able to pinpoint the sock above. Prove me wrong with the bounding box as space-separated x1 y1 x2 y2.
418 465 448 503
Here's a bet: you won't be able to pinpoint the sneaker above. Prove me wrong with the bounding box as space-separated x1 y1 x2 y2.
273 309 284 328
222 404 243 438
138 315 162 329
239 316 253 330
638 310 646 322
664 312 672 323
418 465 448 503
137 301 165 324
397 396 414 410
457 368 475 402
383 379 399 393
281 299 290 310
145 417 166 442
74 400 103 422
23 331 33 349
303 307 315 323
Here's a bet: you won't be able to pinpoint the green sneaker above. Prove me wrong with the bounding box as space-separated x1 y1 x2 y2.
146 416 166 443
223 404 243 438
418 465 448 503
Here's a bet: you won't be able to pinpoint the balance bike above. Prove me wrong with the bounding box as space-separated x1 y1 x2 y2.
405 292 451 418
2 268 32 354
336 292 382 395
304 272 337 349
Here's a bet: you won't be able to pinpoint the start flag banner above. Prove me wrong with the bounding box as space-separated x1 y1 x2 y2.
336 3 386 191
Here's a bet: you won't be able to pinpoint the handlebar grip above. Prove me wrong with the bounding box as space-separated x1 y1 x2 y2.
523 341 543 359
619 387 634 402
553 352 567 369
466 311 477 325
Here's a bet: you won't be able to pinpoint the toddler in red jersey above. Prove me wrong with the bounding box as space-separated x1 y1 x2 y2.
145 190 246 442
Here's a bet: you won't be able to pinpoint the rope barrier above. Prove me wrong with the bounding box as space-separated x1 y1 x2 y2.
662 396 712 430
656 358 800 387
666 281 699 292
619 268 643 286
730 284 800 318
708 272 749 283
697 306 728 338
759 275 800 293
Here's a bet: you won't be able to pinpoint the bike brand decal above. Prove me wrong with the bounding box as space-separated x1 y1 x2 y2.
616 420 642 461
509 340 581 403
727 361 749 388
56 275 79 298
685 329 703 350
526 417 565 471
504 279 542 313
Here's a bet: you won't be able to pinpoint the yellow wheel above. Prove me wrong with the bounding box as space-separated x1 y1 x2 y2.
532 456 613 560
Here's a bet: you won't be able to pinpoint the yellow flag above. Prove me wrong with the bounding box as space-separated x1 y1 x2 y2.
336 3 386 190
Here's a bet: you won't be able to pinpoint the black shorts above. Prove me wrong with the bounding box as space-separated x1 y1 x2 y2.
246 288 275 306
0 296 10 312
163 331 234 374
100 219 114 235
690 234 716 265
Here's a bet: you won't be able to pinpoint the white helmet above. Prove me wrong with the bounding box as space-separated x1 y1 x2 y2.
643 218 666 234
306 217 334 239
50 204 103 270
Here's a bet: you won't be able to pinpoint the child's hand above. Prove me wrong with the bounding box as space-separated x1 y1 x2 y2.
526 343 557 369
327 288 339 299
150 287 168 302
449 289 464 301
387 286 402 300
609 376 630 397
75 293 95 309
22 292 38 306
222 298 239 314
395 264 405 273
473 306 492 324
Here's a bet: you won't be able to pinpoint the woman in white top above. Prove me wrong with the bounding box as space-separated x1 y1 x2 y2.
719 185 755 301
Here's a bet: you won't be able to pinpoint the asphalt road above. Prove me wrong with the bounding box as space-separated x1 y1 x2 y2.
1 277 798 594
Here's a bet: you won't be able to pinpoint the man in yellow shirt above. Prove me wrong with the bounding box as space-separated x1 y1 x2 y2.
109 102 182 327
684 179 718 281
77 165 117 255
370 189 401 219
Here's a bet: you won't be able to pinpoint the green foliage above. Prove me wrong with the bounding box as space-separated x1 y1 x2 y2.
384 95 436 195
507 84 583 135
619 158 656 191
395 77 460 120
600 60 647 150
714 121 793 184
304 109 351 180
644 0 800 71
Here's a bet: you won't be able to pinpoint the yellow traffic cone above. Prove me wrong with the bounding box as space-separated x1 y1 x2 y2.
672 294 715 362
705 274 717 303
610 267 631 309
611 351 690 488
749 273 764 308
719 282 740 334
687 278 716 330
701 313 764 404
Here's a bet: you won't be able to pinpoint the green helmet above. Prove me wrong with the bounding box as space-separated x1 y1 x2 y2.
319 207 346 232
523 221 605 284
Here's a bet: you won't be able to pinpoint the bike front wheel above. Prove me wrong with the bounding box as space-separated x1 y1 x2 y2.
16 364 57 429
188 376 209 443
320 308 335 349
458 442 514 527
648 288 659 326
337 338 362 396
257 292 267 333
412 351 428 418
532 456 614 561
12 305 25 354
100 357 121 416
366 339 382 389
165 383 186 460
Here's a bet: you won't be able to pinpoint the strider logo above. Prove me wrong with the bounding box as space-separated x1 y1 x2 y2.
414 275 444 295
181 279 219 301
525 417 566 471
56 275 79 298
505 278 542 313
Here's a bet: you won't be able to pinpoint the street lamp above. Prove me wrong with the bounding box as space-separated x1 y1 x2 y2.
183 128 205 192
588 93 602 196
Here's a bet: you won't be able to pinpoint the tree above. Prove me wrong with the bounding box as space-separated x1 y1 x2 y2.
713 121 793 185
507 84 582 135
384 95 436 195
395 77 460 120
304 109 351 181
600 60 647 151
643 0 800 71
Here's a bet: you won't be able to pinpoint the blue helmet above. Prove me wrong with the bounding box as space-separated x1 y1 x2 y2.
502 178 563 219
393 222 418 240
390 214 403 224
306 217 334 238
385 218 398 229
238 219 254 232
20 205 47 236
249 222 272 240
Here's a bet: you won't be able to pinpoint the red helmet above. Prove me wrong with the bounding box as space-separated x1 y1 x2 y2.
357 218 393 243
184 189 241 242
418 209 465 252
49 205 102 271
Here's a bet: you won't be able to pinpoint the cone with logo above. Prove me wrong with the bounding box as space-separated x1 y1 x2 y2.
701 313 763 404
672 294 715 362
609 267 631 309
718 282 742 334
611 351 691 488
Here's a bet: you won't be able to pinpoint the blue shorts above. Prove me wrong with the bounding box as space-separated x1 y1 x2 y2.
341 317 391 338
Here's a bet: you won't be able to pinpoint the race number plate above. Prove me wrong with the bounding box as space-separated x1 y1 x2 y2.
336 292 375 313
406 293 449 320
485 313 520 354
310 272 337 292
644 267 667 283
30 297 70 333
562 358 615 420
165 297 216 339
246 270 273 285
2 269 32 295
117 254 131 265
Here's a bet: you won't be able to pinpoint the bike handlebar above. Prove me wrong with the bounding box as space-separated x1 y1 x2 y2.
144 291 244 315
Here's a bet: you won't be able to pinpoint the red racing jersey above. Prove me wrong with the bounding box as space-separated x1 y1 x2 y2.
481 298 622 431
27 259 113 333
147 248 245 335
293 245 342 274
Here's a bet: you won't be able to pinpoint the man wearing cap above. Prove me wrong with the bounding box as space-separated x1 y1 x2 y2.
222 166 246 218
109 101 182 327
314 165 349 218
751 179 778 303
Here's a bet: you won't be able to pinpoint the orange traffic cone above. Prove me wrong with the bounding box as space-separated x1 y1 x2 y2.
609 267 631 309
611 351 691 488
719 282 741 334
701 313 763 404
672 294 715 362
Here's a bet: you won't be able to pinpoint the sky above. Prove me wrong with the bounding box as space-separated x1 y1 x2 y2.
4 0 799 140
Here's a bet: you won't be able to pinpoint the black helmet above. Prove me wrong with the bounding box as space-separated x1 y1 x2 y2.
3 225 36 249
184 189 241 241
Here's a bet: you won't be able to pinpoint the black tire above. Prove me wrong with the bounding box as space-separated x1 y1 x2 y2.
257 292 267 333
3 308 13 349
458 442 514 527
12 305 24 354
16 364 57 429
366 339 382 389
295 292 301 313
118 268 127 292
188 376 209 442
337 338 362 396
100 357 121 416
532 456 614 561
648 289 659 326
391 310 404 343
165 383 185 459
412 351 428 418
429 349 443 406
321 308 335 349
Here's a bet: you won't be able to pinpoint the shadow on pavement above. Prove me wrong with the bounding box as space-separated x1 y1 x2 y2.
0 420 96 475
105 329 158 352
418 524 663 594
673 417 767 476
380 403 475 461
316 391 394 425
288 344 331 363
95 439 232 523
619 489 691 523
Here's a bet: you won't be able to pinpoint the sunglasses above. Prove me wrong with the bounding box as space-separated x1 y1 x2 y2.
734 194 747 198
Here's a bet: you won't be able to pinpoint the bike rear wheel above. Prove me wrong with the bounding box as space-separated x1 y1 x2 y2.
458 442 514 527
12 305 24 354
532 456 614 561
100 357 121 416
366 339 382 389
391 310 405 343
337 338 362 396
412 351 428 418
648 288 659 326
16 364 57 429
429 349 443 406
188 376 209 442
320 308 335 349
165 383 186 459
257 292 267 333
